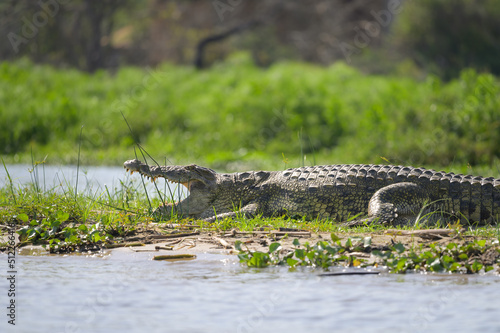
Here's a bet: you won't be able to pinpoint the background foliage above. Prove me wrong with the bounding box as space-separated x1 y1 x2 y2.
1 57 498 171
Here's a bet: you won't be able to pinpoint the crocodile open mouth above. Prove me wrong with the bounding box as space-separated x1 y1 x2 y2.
124 159 217 218
165 180 193 201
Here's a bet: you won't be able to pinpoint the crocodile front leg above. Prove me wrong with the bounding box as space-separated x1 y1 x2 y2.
345 182 434 226
203 203 260 223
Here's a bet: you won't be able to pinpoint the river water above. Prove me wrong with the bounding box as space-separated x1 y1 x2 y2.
1 165 500 332
1 250 500 333
0 164 185 198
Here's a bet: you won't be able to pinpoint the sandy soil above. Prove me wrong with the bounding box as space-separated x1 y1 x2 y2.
99 226 477 259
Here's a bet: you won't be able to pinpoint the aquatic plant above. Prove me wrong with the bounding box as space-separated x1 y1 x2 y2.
235 234 500 274
15 212 106 253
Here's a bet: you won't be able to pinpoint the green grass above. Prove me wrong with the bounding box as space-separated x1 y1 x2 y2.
1 55 499 175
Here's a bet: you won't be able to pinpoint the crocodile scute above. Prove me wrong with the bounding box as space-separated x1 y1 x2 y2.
123 159 500 226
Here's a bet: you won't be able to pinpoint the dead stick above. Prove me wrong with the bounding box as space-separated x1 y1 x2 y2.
271 231 311 237
153 254 196 260
385 229 462 237
212 236 232 249
151 231 200 239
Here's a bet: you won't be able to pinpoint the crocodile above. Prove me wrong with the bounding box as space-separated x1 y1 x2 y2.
123 159 500 226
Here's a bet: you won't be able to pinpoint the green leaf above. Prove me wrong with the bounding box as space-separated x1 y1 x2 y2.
92 233 102 242
234 240 243 251
269 242 281 253
345 238 352 248
421 251 434 259
393 243 406 254
237 253 249 262
292 238 301 247
286 258 299 267
77 224 88 233
476 240 486 247
471 261 483 273
325 245 338 255
27 229 37 239
248 252 269 268
16 213 29 223
372 250 393 259
330 233 340 242
441 255 454 264
449 262 461 272
56 211 70 223
50 219 62 230
295 248 305 260
396 258 407 272
316 241 329 251
65 234 79 244
428 258 443 272
446 242 457 250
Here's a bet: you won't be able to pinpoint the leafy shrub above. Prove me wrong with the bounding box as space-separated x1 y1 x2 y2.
0 58 499 169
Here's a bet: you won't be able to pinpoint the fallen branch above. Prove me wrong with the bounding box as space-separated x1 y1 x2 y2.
155 246 173 251
153 254 196 261
271 231 312 238
222 229 311 238
384 228 463 239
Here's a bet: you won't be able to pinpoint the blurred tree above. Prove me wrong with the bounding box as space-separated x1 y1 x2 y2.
1 0 499 78
143 0 390 68
393 0 500 79
0 0 140 71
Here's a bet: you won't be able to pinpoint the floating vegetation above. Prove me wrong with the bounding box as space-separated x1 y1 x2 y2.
235 234 500 274
15 212 106 253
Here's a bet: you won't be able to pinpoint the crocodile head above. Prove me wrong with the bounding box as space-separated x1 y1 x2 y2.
123 159 217 219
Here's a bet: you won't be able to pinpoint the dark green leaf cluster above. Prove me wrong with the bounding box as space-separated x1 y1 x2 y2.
16 212 106 253
374 240 499 274
235 233 372 270
235 234 500 274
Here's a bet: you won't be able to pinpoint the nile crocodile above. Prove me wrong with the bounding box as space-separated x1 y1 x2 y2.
123 159 500 226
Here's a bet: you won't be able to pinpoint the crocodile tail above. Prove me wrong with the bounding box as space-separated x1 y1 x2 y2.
492 179 500 224
442 173 498 225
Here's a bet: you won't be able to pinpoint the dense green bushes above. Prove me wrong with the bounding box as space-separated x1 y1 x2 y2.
0 57 499 170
